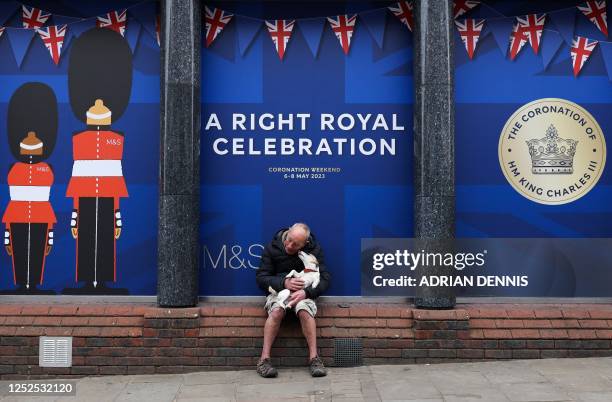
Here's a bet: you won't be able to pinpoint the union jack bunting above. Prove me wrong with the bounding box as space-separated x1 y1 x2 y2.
455 19 485 59
327 14 357 55
21 5 50 29
37 25 67 65
571 36 598 76
156 14 160 46
509 22 528 60
453 0 480 19
96 9 127 37
205 6 233 47
516 14 546 54
266 20 295 60
577 1 608 37
388 1 414 32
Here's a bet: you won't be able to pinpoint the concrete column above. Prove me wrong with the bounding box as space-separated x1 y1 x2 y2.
413 0 456 309
157 0 201 307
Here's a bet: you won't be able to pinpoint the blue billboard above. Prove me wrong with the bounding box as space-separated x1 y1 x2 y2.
201 2 414 296
0 1 159 295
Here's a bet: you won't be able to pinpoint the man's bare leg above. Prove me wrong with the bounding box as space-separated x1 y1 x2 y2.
260 307 285 360
297 310 318 360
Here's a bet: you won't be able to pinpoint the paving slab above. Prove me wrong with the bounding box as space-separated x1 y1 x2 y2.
236 380 316 398
177 383 237 399
114 382 182 402
567 391 612 402
426 369 491 393
483 366 550 385
543 372 612 392
69 377 128 402
183 371 240 386
4 358 612 401
442 387 511 402
499 382 573 402
374 379 441 400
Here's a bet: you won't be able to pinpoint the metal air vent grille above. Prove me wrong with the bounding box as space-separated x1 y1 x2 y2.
333 338 363 367
39 336 72 367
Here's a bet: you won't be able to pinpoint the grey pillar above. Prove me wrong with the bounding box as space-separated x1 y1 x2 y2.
158 0 201 307
413 0 456 309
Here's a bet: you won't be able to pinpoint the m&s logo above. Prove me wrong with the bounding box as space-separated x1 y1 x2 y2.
202 244 264 270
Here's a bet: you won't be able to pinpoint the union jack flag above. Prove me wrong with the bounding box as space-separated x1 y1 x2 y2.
156 14 160 46
21 5 50 29
205 6 233 47
455 19 485 59
96 9 127 37
327 14 357 55
37 25 67 65
508 22 528 60
389 1 414 32
577 1 608 37
516 14 546 54
571 36 598 76
266 20 295 60
0 27 4 39
453 0 480 19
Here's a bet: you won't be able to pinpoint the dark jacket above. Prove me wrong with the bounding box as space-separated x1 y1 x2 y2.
256 228 331 299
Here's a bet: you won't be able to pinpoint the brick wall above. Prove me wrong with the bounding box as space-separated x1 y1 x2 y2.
1 302 612 379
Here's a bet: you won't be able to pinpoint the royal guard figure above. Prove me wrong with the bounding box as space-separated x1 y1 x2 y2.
2 83 58 294
63 28 132 294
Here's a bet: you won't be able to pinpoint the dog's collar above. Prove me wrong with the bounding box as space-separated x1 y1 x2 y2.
303 268 317 273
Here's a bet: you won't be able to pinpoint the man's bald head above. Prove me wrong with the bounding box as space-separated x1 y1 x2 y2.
283 223 310 255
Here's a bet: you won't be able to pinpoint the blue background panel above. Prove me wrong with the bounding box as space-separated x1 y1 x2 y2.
0 1 159 294
201 2 414 296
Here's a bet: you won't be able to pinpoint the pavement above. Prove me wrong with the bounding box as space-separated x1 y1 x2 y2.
4 357 612 401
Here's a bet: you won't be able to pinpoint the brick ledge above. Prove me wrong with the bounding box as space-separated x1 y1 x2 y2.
1 302 612 379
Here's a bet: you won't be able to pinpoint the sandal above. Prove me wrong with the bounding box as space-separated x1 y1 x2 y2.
309 356 327 377
256 358 278 378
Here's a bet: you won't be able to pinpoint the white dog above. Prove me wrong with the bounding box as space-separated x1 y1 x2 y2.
268 251 320 309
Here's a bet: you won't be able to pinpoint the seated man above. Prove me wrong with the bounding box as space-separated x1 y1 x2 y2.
255 222 331 378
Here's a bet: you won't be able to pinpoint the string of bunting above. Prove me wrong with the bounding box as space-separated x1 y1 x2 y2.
203 0 612 79
203 4 410 59
452 0 611 77
0 1 160 67
0 0 610 80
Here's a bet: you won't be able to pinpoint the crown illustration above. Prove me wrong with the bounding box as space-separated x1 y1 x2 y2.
526 125 577 174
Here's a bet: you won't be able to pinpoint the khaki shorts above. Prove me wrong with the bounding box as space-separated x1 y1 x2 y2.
264 293 317 317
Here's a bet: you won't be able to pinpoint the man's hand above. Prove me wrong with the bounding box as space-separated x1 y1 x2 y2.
286 289 306 308
284 277 305 291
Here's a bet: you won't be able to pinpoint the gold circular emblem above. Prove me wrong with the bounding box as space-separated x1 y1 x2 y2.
499 98 606 205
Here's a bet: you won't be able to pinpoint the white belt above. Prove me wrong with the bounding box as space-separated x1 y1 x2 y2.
72 160 123 177
10 186 51 201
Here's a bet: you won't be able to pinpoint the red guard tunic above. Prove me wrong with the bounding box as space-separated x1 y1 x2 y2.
66 128 127 284
2 162 56 225
66 129 128 207
2 162 56 286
